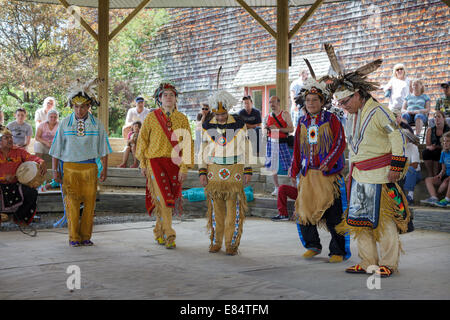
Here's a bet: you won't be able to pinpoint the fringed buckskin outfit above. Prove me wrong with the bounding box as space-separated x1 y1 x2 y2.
198 91 252 255
336 98 410 273
135 83 193 249
322 43 411 276
49 79 112 246
291 109 349 260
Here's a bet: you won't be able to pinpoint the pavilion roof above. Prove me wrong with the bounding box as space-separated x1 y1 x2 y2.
21 0 349 9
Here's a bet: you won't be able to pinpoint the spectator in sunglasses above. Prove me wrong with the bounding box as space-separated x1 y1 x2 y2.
383 63 413 112
195 104 214 153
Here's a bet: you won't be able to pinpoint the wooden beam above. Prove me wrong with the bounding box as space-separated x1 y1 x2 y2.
276 0 289 111
109 0 153 41
236 0 277 39
288 0 323 40
58 0 98 42
98 0 109 130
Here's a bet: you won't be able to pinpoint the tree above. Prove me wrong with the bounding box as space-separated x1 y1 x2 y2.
107 9 170 136
0 1 96 104
0 1 170 135
0 0 96 129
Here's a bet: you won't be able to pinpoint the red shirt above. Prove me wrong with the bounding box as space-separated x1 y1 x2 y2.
267 111 288 139
0 147 43 184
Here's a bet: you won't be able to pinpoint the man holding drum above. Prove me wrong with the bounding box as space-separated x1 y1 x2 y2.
0 125 46 226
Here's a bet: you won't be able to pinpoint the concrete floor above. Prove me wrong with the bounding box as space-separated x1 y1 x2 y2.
0 217 449 300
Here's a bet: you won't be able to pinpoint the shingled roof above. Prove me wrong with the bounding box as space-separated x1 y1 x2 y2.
142 0 449 119
233 52 331 87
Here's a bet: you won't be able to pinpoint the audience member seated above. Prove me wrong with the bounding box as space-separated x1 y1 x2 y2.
196 103 214 128
420 131 450 208
271 181 298 221
429 81 450 127
34 109 59 159
118 121 141 168
122 97 150 140
383 63 412 112
401 79 430 136
238 96 262 156
422 110 449 177
6 108 33 150
195 103 214 153
35 97 57 128
398 129 421 206
0 125 46 226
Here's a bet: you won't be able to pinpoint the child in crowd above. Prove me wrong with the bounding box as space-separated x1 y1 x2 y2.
420 131 450 207
118 121 141 168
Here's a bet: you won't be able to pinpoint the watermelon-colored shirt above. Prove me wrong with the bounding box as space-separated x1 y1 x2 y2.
0 147 43 184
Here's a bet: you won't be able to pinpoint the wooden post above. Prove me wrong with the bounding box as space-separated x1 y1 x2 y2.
98 0 109 130
276 0 290 111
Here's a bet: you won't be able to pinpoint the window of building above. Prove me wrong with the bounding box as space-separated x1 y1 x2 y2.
252 90 263 111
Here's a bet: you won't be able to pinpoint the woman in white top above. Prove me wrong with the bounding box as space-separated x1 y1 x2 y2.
34 109 59 158
35 97 57 128
383 63 412 112
122 96 150 139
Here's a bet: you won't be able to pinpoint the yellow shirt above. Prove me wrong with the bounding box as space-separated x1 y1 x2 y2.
348 98 407 184
135 108 194 173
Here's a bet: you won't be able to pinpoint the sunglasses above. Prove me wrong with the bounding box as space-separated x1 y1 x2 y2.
396 68 404 71
202 108 209 111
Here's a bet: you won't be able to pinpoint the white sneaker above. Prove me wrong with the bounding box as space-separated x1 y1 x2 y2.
271 187 278 196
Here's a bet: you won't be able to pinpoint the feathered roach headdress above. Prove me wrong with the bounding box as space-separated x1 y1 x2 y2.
321 43 383 101
299 58 331 104
67 78 102 107
208 66 237 114
153 82 178 107
0 125 12 138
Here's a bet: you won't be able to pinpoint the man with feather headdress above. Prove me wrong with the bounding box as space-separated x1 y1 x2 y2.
323 43 411 278
198 90 253 256
135 83 194 250
289 60 349 263
50 78 112 247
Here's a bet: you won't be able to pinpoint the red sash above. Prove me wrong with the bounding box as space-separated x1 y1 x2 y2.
347 153 392 202
154 108 182 163
145 109 183 216
145 158 181 215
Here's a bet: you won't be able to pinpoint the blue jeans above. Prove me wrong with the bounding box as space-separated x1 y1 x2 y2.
402 112 427 125
403 167 422 192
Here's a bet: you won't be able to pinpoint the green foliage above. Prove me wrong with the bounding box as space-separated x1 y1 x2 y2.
107 9 170 136
0 2 170 136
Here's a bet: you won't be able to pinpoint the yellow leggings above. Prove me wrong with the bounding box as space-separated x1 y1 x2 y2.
62 162 98 242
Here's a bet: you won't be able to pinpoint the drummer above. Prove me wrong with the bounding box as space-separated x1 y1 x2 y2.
0 125 46 226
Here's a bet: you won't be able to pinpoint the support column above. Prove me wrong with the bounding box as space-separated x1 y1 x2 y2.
276 0 290 111
98 0 109 130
